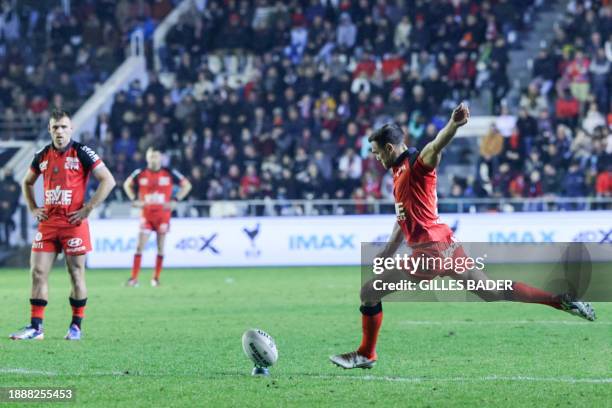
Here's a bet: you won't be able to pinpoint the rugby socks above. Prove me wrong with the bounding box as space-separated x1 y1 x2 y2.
70 297 87 328
506 281 562 309
131 253 142 280
30 298 47 330
153 255 164 281
357 303 383 360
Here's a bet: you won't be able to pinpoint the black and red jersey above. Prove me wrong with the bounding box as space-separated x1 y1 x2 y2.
128 167 186 218
391 148 453 244
30 141 104 227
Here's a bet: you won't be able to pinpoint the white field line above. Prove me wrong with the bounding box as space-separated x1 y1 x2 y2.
2 368 610 384
316 374 612 384
398 320 612 325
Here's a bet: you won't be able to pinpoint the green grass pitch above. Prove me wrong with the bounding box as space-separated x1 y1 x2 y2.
0 267 610 407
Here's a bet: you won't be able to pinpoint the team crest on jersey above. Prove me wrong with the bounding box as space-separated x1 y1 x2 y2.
139 178 148 186
158 176 170 186
53 166 59 174
39 160 48 172
65 157 80 170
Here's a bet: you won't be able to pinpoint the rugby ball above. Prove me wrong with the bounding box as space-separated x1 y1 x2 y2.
242 329 278 367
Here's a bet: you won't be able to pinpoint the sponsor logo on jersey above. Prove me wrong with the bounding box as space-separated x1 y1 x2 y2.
139 178 149 186
67 238 83 247
395 202 406 221
32 232 44 249
39 160 48 172
144 192 166 204
45 186 73 205
158 176 170 186
65 245 86 253
80 145 100 162
65 156 80 170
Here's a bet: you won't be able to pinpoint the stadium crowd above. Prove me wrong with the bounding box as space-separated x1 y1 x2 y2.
85 0 558 205
1 0 611 213
0 0 174 139
465 0 612 209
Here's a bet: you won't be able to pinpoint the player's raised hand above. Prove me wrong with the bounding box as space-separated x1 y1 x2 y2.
68 205 93 224
451 103 470 127
31 207 48 222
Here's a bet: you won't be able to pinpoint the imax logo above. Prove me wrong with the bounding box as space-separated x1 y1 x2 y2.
95 237 157 252
289 234 355 250
489 231 555 243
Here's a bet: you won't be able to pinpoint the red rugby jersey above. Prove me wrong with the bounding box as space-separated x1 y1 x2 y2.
391 148 453 244
128 167 186 218
30 141 104 227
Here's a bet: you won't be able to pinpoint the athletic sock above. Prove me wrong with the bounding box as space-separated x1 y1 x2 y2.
30 298 47 330
69 297 87 328
153 255 164 281
506 281 562 309
357 303 383 360
131 253 142 280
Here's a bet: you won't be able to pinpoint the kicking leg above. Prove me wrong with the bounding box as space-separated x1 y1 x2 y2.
330 268 418 369
455 268 595 321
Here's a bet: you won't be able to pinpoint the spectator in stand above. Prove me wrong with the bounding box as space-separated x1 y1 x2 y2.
0 169 20 247
555 88 580 128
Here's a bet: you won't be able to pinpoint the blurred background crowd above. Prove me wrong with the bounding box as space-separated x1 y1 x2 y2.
0 0 610 216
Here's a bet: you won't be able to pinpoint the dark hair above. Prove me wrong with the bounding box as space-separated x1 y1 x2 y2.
368 123 405 146
147 145 164 154
49 109 71 121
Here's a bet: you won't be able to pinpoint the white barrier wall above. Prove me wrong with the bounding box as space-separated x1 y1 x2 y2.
87 211 612 268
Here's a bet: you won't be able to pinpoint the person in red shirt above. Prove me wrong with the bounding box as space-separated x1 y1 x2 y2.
10 110 116 341
330 104 596 369
595 167 612 197
123 146 192 287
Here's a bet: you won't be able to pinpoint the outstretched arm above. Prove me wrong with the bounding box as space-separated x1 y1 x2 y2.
419 103 470 168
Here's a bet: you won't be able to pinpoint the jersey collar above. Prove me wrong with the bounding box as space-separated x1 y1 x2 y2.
391 148 411 170
51 140 73 153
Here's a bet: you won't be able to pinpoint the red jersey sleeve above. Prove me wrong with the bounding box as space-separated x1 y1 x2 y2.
30 145 50 175
412 155 435 177
128 168 143 185
169 168 187 185
75 143 104 173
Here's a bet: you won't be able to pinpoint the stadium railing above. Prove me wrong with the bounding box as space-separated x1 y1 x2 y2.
102 197 612 219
